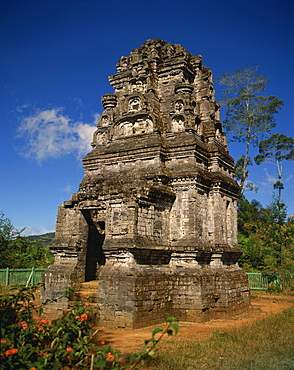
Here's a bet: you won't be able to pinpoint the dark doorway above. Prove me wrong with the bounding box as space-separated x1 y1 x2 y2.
83 210 105 282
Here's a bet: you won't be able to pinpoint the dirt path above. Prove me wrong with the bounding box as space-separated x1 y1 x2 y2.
92 293 294 354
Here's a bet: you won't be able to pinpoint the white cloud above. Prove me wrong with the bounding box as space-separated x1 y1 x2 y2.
264 168 277 184
62 184 75 193
261 168 293 186
17 108 97 163
23 225 55 236
252 169 277 195
284 174 293 183
15 103 30 113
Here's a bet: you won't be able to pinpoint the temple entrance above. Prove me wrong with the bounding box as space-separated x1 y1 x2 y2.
83 210 105 282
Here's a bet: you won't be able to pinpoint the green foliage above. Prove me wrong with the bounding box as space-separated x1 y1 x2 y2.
237 196 294 273
267 282 282 294
0 286 179 369
235 156 258 192
217 65 292 273
217 65 283 145
255 133 294 202
0 286 98 369
238 233 264 270
217 65 283 193
255 133 294 167
0 211 54 268
237 196 265 237
129 317 179 368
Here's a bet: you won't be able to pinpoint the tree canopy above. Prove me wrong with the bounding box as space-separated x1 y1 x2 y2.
217 65 283 193
237 197 294 272
0 210 54 268
255 133 294 203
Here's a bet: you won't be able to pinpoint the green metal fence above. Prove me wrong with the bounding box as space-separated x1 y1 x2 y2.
0 268 46 287
0 269 293 290
246 272 294 290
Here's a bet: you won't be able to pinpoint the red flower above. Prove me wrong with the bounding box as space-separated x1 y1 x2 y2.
38 351 48 356
80 313 88 322
106 352 114 361
5 348 18 356
0 339 7 343
66 347 73 353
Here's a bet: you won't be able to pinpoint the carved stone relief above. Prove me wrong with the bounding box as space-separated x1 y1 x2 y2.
130 78 146 93
171 115 185 132
113 116 154 139
174 99 184 113
128 96 142 112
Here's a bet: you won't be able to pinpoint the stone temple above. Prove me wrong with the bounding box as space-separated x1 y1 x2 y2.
42 39 250 329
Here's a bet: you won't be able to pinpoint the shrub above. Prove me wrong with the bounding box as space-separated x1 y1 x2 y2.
267 282 282 294
0 286 178 369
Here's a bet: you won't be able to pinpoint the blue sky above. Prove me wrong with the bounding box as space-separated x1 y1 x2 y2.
1 0 293 235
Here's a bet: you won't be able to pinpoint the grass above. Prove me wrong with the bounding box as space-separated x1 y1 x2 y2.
151 306 294 370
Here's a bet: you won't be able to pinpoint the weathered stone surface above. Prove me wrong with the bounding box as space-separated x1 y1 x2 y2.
42 39 249 327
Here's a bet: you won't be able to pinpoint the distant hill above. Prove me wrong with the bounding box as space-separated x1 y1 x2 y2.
28 232 55 246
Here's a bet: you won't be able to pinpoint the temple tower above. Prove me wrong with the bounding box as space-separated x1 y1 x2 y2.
42 39 249 328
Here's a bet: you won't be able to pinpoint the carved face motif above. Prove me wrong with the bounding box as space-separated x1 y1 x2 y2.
101 115 109 126
175 100 184 113
96 132 107 145
171 116 185 132
131 79 146 93
128 97 141 112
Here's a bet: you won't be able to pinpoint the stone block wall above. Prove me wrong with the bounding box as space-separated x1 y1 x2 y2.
97 261 250 329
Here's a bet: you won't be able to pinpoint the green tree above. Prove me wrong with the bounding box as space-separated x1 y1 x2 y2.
217 65 283 194
0 210 19 267
235 156 258 192
254 133 294 203
237 197 266 270
0 210 53 268
260 199 294 270
237 197 294 272
238 233 265 270
237 196 265 237
261 200 285 268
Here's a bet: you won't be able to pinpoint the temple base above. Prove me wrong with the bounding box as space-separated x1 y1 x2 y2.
97 262 250 329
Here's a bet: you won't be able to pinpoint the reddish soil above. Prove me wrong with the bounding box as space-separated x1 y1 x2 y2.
92 292 294 354
7 288 292 355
